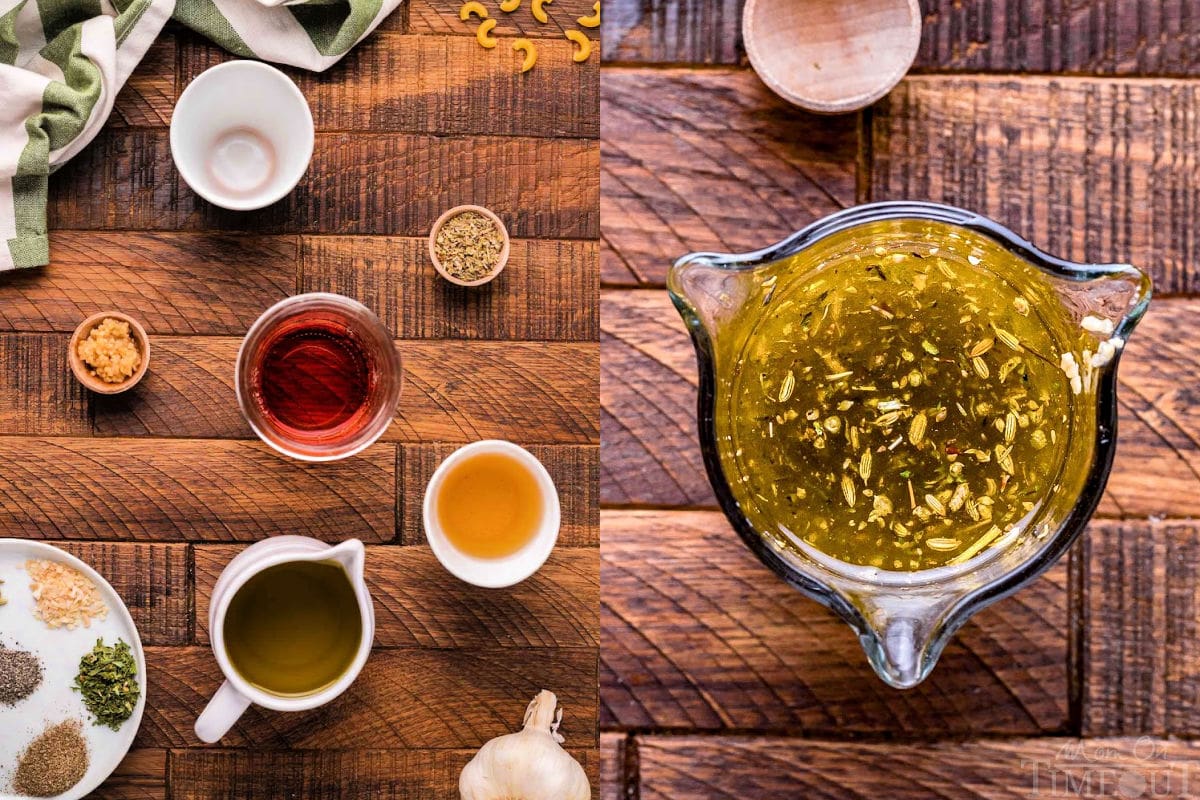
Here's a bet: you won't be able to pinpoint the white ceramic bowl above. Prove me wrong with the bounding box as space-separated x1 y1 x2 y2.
170 61 314 210
423 441 560 588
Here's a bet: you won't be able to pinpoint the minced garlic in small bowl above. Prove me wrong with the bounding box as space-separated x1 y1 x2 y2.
68 311 150 394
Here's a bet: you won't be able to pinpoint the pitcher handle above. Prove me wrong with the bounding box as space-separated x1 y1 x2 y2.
195 680 251 743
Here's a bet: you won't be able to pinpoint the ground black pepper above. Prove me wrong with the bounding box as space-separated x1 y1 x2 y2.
13 720 89 797
0 646 42 705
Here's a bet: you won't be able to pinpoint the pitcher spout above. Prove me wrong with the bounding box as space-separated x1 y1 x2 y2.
323 539 367 583
1046 261 1151 339
668 252 764 346
855 596 957 690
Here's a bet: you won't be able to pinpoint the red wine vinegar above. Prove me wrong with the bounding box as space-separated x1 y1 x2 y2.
254 322 375 438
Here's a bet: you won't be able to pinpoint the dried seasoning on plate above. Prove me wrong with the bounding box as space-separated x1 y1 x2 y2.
14 720 89 797
74 637 140 730
26 559 108 629
0 646 43 705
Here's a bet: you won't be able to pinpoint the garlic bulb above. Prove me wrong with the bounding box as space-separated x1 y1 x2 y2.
460 690 591 800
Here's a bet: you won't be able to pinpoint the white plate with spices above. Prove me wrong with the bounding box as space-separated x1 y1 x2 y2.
0 540 146 800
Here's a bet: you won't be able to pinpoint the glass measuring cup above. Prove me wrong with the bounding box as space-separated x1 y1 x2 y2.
668 201 1151 688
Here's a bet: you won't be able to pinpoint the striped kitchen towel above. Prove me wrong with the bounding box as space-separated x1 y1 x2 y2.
0 0 402 270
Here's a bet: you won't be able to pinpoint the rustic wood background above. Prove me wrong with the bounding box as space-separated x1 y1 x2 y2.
601 1 1200 797
0 5 599 797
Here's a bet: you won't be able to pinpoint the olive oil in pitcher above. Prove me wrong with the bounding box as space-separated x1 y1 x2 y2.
223 560 362 696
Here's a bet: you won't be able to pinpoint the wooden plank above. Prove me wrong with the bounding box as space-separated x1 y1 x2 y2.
137 647 598 749
90 338 598 445
873 75 1200 296
600 290 711 507
600 290 1200 518
300 236 599 341
169 748 599 799
49 542 191 646
602 509 1070 735
402 0 600 36
601 69 857 287
110 37 176 128
48 130 599 239
398 444 599 545
91 337 243 438
0 439 394 543
600 732 627 800
603 0 1200 72
601 0 743 65
915 0 1200 75
392 342 599 444
0 232 297 335
94 750 167 800
1082 519 1200 737
170 750 465 800
635 735 1200 799
194 545 598 648
1101 300 1200 518
0 334 90 435
179 33 599 139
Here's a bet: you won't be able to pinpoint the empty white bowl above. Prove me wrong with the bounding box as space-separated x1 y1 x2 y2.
170 61 314 210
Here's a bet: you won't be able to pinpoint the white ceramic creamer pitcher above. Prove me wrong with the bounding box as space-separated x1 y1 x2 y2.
194 537 375 743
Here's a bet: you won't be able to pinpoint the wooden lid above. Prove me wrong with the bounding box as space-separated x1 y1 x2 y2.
68 311 151 394
428 205 511 287
743 0 922 114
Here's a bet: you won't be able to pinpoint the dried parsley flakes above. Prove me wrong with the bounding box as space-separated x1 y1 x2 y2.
73 638 139 730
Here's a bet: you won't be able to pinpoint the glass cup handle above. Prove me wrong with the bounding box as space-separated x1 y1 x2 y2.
194 679 252 743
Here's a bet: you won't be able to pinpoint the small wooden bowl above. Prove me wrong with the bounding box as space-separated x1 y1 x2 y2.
743 0 922 114
428 205 511 287
68 311 151 394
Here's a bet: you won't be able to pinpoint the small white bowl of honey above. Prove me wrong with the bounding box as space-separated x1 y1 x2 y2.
423 440 560 588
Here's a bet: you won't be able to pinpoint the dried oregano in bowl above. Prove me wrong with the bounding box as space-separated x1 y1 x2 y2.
429 205 511 286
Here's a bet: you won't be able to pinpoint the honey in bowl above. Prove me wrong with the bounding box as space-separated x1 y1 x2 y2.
717 226 1083 571
437 451 543 559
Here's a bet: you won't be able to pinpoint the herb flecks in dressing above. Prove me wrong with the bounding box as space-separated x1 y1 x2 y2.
719 237 1072 571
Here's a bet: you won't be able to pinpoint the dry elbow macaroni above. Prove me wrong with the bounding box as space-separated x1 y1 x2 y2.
462 0 599 72
476 18 498 47
577 1 599 27
565 30 591 62
459 1 488 19
513 38 537 72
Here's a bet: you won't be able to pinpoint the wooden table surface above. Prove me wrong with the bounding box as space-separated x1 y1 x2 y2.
601 2 1200 797
0 7 599 798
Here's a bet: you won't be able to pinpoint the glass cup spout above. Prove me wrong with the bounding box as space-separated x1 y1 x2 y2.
669 201 1151 689
853 592 957 689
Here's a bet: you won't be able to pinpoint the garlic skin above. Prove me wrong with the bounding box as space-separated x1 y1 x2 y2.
460 690 591 800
